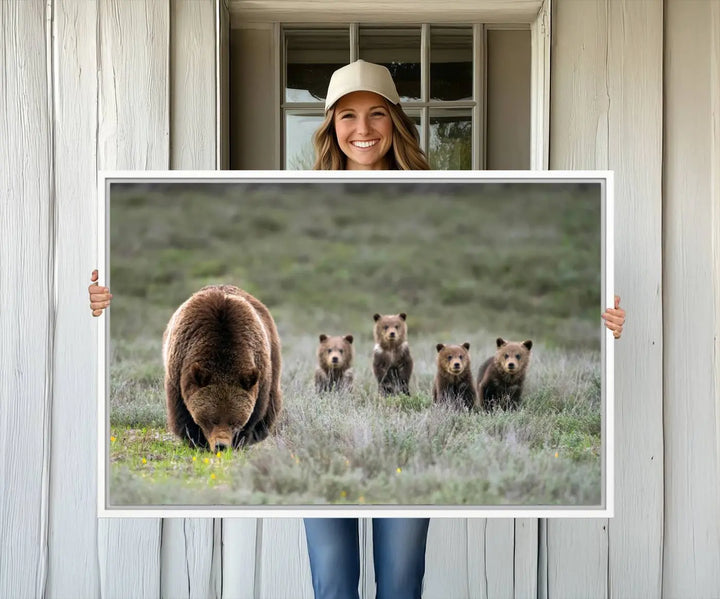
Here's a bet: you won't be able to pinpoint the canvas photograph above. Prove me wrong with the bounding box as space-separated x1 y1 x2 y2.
99 172 612 516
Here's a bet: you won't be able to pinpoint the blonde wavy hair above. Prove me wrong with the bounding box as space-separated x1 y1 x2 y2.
312 99 430 171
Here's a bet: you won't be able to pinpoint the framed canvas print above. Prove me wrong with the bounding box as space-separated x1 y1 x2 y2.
97 170 614 518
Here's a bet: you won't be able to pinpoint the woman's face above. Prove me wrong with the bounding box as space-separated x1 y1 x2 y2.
333 91 394 170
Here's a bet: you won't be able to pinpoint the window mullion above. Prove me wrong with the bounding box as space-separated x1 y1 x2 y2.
421 23 430 154
350 23 358 61
473 23 485 171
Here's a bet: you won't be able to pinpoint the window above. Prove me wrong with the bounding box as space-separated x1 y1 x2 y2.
228 23 534 171
283 25 511 170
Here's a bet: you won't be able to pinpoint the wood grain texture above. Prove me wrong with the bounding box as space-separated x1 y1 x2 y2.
606 1 664 597
96 1 169 596
161 519 218 599
663 0 720 594
257 518 314 599
548 1 610 595
98 520 162 599
47 1 101 596
424 519 470 598
221 519 257 599
550 0 664 595
514 519 539 598
228 0 543 24
0 2 52 597
170 0 216 170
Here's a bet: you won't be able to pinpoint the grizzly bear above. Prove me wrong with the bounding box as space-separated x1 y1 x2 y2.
433 342 477 409
476 338 533 411
162 284 282 452
315 334 354 392
372 312 413 395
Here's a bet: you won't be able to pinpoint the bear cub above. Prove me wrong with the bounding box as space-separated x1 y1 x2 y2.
372 312 413 395
476 337 533 411
315 334 354 392
433 342 477 410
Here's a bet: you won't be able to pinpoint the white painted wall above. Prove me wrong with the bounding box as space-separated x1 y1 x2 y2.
1 0 718 597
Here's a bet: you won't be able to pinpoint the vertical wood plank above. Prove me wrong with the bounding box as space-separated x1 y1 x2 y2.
606 1 664 597
47 1 101 596
484 520 515 599
162 2 220 596
424 519 470 599
257 518 313 599
663 0 720 594
97 1 169 596
514 519 538 598
548 1 610 596
550 0 664 596
547 521 608 598
170 0 216 170
161 519 218 599
0 1 52 597
221 519 258 599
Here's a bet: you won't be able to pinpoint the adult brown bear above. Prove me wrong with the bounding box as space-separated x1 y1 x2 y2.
162 285 282 452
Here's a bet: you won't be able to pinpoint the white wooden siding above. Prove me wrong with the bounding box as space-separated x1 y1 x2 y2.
1 0 719 597
663 0 720 595
0 2 52 598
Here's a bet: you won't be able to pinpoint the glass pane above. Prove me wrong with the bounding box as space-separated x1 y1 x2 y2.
429 110 472 170
430 27 473 101
359 27 421 102
286 30 349 103
285 113 324 170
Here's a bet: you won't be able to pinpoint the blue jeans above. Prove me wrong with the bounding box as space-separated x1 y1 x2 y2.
303 518 430 599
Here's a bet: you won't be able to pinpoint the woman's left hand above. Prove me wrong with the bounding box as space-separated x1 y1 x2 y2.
602 295 625 340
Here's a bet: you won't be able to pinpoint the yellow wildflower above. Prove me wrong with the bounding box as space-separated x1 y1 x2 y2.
210 473 216 480
396 467 402 474
110 436 116 443
142 458 147 464
204 457 210 464
192 456 197 462
554 452 559 458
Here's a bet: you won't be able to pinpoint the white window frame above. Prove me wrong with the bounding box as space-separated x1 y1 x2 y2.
225 0 551 170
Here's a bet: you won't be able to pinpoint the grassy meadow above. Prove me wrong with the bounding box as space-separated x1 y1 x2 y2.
108 180 604 507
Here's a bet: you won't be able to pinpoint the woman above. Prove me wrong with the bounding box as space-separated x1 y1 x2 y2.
88 60 626 598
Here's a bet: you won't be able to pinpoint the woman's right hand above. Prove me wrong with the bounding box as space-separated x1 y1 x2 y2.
89 269 112 316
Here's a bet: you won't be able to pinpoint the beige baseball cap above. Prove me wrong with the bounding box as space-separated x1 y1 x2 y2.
324 60 401 112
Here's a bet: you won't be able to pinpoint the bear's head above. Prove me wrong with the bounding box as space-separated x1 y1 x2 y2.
373 313 407 348
317 334 354 370
494 338 533 375
180 362 259 452
436 342 471 376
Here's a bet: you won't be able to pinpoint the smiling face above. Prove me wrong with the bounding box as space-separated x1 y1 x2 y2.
333 91 394 170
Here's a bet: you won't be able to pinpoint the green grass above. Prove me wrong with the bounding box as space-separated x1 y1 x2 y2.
107 181 604 507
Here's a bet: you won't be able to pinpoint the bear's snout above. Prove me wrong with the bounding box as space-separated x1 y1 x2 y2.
507 362 516 370
452 361 462 371
331 356 339 364
389 331 396 338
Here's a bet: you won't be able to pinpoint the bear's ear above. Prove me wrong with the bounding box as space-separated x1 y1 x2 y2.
319 334 328 342
523 340 533 351
399 313 407 321
191 363 211 388
240 368 259 390
344 335 354 344
496 337 506 348
462 342 471 350
436 343 445 353
373 313 381 322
